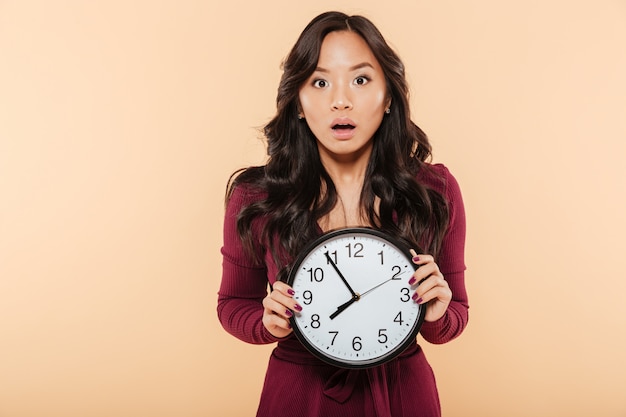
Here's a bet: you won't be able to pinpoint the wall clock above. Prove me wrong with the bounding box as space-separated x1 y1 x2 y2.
287 228 425 368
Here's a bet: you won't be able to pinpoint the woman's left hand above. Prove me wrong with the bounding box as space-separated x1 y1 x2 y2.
408 250 451 322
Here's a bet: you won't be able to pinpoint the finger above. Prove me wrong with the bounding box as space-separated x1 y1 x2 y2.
270 282 303 313
273 281 296 297
408 262 439 286
409 251 435 266
263 308 292 327
414 286 452 308
262 310 293 338
263 295 295 319
412 276 451 304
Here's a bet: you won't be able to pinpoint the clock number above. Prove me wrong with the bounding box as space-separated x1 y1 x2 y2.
391 265 402 280
307 267 324 282
352 336 362 351
325 250 338 265
311 314 321 329
378 329 388 344
329 331 339 345
394 311 404 326
400 287 411 302
345 242 364 258
378 250 384 265
302 290 313 305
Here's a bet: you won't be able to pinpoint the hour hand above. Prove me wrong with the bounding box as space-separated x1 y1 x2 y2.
324 252 357 297
330 294 360 320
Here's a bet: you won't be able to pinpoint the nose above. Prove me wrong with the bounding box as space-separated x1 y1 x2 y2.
331 86 353 111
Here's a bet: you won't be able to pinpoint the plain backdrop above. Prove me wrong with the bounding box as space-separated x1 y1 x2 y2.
1 1 625 416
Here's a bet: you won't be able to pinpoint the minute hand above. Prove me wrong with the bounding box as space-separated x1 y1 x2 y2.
324 252 358 297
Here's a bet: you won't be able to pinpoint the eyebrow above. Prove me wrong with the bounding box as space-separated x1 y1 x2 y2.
314 62 375 73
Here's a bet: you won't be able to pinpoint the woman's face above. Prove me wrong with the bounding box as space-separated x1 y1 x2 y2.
299 31 390 165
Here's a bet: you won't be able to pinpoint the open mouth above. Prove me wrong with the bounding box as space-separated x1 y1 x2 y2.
332 123 355 130
331 122 356 139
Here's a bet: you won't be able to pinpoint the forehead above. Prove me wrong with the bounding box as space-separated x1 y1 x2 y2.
316 30 381 71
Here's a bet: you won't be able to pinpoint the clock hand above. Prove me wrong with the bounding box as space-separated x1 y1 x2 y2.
360 277 395 297
331 275 401 320
324 251 358 297
360 270 411 297
329 293 360 320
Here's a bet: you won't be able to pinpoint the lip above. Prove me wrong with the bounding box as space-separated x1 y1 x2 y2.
331 117 357 140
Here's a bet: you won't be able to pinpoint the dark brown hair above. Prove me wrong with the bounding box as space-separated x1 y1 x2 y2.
227 11 448 278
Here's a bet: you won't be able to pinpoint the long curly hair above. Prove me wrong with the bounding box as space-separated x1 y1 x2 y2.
226 11 449 280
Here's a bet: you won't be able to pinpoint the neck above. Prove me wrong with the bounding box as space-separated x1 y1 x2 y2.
318 161 370 232
319 154 370 187
316 145 373 231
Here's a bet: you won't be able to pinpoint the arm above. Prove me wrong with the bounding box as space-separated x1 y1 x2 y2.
216 185 284 345
418 165 469 344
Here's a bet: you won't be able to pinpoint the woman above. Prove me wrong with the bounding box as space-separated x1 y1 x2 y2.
217 11 468 417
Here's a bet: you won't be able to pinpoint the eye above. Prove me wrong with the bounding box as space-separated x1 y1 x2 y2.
313 79 328 88
354 76 370 86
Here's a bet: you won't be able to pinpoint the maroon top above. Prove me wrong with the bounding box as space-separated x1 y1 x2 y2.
218 164 469 417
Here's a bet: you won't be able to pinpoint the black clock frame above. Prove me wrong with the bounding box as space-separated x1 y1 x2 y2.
286 227 426 369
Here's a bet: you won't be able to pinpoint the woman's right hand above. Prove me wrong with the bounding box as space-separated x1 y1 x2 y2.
262 281 302 338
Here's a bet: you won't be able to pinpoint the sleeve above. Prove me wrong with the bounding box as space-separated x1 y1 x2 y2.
216 185 284 345
419 165 470 344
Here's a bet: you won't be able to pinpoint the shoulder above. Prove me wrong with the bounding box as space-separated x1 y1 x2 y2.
416 163 462 202
226 166 268 209
419 163 466 243
417 163 465 229
227 182 267 207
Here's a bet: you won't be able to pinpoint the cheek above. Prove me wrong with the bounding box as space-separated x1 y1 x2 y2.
299 95 326 132
359 92 387 122
298 91 317 115
371 90 387 108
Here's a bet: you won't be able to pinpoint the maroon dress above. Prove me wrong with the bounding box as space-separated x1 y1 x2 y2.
217 164 469 417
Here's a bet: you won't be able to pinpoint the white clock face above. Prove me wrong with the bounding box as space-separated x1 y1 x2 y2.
287 228 424 368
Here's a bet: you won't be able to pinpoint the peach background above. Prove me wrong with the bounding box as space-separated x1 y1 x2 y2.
1 1 625 416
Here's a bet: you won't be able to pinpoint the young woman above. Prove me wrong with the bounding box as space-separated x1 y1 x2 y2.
217 11 468 417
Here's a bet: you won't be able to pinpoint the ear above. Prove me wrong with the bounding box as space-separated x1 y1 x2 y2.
385 96 392 111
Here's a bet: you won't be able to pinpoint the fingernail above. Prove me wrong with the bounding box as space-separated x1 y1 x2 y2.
408 277 416 285
287 289 295 296
285 309 293 317
293 303 303 312
415 297 423 304
412 292 419 301
412 256 420 263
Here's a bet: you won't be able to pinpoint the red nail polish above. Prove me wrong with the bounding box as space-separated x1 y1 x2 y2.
416 297 423 304
285 309 293 317
293 304 303 312
412 292 419 301
408 277 416 285
287 289 295 296
412 256 420 263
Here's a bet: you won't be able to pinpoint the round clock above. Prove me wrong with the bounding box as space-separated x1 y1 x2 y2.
286 227 425 369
